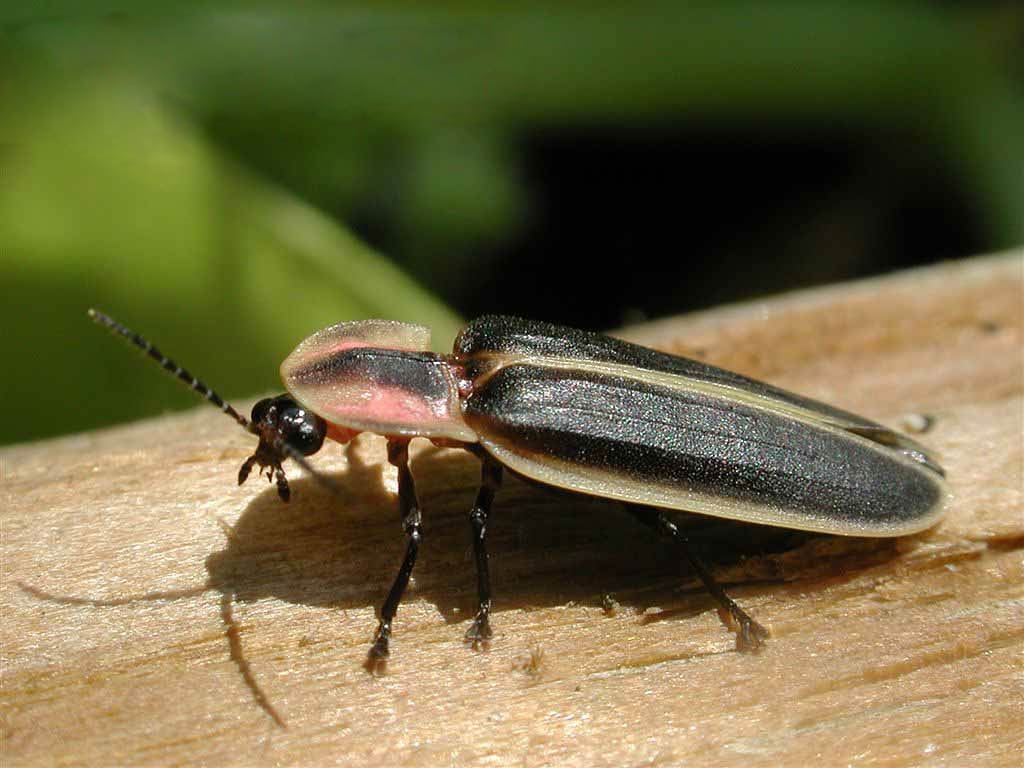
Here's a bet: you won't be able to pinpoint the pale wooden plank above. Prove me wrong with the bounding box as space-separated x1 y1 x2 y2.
2 251 1021 767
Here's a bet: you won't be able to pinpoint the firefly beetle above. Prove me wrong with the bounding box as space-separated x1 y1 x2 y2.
89 310 949 663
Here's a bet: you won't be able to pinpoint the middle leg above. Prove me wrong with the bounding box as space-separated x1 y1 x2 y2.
465 456 503 647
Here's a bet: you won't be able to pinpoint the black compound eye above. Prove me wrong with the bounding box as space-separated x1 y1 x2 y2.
250 397 276 425
278 402 328 456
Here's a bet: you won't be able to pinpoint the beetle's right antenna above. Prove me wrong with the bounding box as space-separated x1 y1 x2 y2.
88 308 251 430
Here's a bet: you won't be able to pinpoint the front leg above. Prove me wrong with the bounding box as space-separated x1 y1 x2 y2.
367 439 422 666
465 457 503 647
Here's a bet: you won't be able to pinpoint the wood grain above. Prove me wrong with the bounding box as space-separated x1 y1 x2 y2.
2 251 1022 767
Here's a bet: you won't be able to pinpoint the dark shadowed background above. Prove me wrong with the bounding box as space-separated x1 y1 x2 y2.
3 2 1022 445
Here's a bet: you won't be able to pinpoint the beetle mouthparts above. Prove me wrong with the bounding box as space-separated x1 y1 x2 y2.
237 440 291 502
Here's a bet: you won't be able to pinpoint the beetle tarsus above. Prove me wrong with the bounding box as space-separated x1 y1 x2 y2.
732 611 770 652
628 505 768 651
273 466 290 502
370 623 391 657
464 609 493 648
364 624 391 674
686 549 769 653
465 458 502 649
717 598 770 652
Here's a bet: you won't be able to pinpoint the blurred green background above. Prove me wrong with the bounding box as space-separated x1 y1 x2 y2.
3 2 1022 445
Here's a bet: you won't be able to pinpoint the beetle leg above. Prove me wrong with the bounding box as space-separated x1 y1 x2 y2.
238 455 257 486
465 457 503 648
367 439 422 667
273 465 291 502
628 506 769 651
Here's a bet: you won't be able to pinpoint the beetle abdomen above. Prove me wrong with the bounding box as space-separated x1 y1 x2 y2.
463 363 946 536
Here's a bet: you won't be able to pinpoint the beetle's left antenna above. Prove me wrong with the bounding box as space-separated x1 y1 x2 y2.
88 308 251 430
88 308 343 498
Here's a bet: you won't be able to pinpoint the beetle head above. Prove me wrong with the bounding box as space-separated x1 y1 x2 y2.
88 309 341 503
241 395 328 501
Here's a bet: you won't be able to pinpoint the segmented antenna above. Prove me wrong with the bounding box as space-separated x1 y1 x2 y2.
88 308 251 430
88 308 343 498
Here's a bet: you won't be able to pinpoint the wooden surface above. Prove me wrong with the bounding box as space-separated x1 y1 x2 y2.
3 252 1022 767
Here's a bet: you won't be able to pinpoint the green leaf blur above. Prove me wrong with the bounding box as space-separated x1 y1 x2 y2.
2 3 1021 443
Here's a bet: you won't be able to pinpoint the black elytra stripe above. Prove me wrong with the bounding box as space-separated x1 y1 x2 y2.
88 309 249 428
463 364 943 530
455 315 943 476
456 316 823 403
